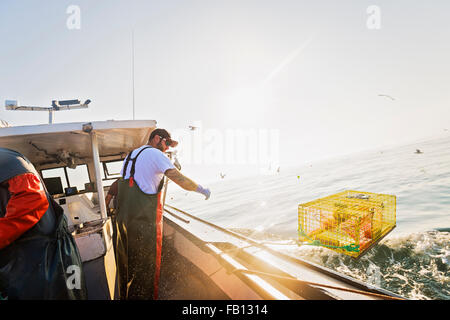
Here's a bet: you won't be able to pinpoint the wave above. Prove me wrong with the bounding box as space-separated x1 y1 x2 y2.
170 136 450 299
231 228 450 300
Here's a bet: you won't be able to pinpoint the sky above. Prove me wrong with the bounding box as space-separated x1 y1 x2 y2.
1 1 450 183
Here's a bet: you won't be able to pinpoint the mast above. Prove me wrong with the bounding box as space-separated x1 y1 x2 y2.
132 29 135 120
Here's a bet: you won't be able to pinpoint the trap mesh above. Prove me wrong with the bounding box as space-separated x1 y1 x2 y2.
298 190 396 258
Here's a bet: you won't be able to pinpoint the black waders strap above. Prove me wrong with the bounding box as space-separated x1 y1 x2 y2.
123 146 152 187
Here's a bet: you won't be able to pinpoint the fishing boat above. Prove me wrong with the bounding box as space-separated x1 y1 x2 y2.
0 119 406 300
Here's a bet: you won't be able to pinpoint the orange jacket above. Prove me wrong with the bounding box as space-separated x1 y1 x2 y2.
0 173 49 250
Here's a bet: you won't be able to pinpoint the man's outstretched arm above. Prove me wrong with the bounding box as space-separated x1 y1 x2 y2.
165 168 210 199
165 168 197 191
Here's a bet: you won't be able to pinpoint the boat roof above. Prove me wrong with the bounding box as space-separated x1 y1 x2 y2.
0 120 157 166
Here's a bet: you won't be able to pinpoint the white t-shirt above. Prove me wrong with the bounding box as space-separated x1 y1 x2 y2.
121 145 175 194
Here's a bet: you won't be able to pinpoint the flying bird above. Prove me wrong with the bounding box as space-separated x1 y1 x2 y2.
189 125 198 131
220 172 226 179
378 94 395 101
173 157 181 170
0 119 10 128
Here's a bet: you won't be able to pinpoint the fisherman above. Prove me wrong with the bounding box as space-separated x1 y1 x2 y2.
105 178 119 215
105 178 119 263
0 148 87 300
115 128 210 300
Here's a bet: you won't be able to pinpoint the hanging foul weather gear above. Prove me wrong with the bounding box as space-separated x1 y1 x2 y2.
0 148 87 300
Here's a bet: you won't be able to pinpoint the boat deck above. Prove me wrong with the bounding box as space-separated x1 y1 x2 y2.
159 237 230 300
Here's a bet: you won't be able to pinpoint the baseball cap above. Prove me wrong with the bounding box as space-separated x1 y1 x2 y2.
150 128 179 147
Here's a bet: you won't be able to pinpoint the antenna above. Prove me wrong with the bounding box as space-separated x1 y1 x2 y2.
5 99 91 124
131 29 135 120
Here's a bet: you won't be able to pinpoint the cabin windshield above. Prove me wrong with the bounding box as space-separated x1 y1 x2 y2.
41 164 90 195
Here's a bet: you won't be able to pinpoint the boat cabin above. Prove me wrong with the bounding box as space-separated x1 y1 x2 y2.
0 120 155 299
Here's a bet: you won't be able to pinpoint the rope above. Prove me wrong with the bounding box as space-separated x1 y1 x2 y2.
233 268 405 300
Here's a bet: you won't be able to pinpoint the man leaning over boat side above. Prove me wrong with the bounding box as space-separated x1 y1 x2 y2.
0 148 87 300
105 178 119 215
105 178 119 263
115 128 211 300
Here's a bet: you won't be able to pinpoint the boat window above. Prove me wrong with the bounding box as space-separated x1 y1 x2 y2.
103 160 123 178
41 164 90 192
66 164 90 191
102 160 123 187
42 168 68 190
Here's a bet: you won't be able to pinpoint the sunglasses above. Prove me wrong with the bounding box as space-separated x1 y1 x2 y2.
158 135 172 147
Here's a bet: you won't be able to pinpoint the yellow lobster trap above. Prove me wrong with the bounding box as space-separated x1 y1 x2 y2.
298 190 396 258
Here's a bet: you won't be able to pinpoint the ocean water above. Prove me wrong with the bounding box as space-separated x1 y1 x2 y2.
167 135 450 300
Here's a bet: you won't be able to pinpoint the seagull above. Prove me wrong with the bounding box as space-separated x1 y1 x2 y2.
220 172 226 179
173 157 181 170
0 119 10 128
378 94 395 101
